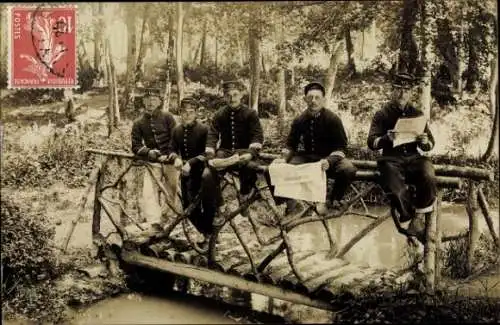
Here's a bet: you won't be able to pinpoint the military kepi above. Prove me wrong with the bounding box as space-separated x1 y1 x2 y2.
222 80 244 92
180 97 199 108
143 88 162 98
304 82 325 96
391 72 416 89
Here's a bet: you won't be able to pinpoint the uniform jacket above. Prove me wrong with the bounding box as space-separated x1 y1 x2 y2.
170 121 208 168
287 107 349 159
367 100 435 157
206 104 264 151
131 110 176 156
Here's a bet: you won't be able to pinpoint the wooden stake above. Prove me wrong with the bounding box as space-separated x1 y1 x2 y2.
62 165 102 252
434 191 443 288
477 186 500 248
92 158 109 236
424 201 438 294
466 182 480 275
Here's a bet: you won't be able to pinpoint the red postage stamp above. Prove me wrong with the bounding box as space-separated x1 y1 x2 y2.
8 5 77 89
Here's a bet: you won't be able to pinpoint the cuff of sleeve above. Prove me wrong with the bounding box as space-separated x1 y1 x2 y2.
329 150 345 158
137 146 149 155
249 142 263 150
373 137 382 149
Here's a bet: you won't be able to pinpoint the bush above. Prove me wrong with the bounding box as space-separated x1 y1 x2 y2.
1 197 59 290
443 231 499 279
1 196 68 323
1 121 131 189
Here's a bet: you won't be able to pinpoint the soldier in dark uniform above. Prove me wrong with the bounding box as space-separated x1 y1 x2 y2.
169 97 213 240
277 82 357 215
131 88 179 223
367 73 437 242
202 80 264 214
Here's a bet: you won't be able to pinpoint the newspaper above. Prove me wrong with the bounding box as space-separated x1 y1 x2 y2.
392 116 427 147
268 161 326 203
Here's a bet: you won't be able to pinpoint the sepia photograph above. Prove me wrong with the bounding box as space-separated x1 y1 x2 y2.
1 1 499 324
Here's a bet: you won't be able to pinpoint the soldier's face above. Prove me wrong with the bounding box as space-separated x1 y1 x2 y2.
181 106 197 125
144 96 161 112
393 87 411 105
225 89 243 108
304 89 324 111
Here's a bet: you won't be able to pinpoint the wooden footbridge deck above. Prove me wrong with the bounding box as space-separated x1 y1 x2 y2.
64 149 498 311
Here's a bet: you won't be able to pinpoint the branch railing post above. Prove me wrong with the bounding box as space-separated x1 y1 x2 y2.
434 190 443 288
466 181 480 275
424 194 438 294
92 157 109 237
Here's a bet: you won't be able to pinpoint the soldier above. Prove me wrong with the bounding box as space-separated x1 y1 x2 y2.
367 72 436 242
131 88 180 224
278 82 357 215
169 97 213 242
202 80 264 215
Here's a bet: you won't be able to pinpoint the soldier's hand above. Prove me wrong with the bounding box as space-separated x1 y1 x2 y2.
205 147 215 159
320 159 329 171
249 142 262 151
181 162 191 176
386 130 396 142
167 152 178 162
273 158 286 164
148 149 161 161
417 133 429 145
158 155 169 163
174 158 183 169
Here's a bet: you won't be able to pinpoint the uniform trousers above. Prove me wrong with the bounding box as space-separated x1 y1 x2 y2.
377 154 437 222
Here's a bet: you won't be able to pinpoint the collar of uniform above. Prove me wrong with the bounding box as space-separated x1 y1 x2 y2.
183 120 197 130
305 107 323 119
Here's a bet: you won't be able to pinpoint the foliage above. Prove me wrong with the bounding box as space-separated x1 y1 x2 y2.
333 285 500 323
1 196 67 323
1 121 130 189
443 230 499 279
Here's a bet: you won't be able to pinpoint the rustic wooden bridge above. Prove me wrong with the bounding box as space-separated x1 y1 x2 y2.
64 148 498 311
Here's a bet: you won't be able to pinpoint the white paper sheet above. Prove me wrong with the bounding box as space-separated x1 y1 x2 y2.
269 161 326 203
393 116 427 147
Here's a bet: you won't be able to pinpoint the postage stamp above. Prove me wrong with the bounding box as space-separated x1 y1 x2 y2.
7 5 78 89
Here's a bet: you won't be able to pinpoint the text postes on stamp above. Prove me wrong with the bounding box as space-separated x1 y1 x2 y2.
8 5 77 89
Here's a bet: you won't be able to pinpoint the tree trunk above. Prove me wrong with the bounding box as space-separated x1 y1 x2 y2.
249 25 261 112
93 3 104 72
176 2 184 108
482 56 499 162
277 16 286 137
457 12 465 98
163 20 174 112
399 0 420 75
324 41 344 104
465 19 480 93
193 37 203 67
105 42 115 137
236 29 245 67
277 68 286 137
215 31 218 79
200 20 208 67
419 0 436 120
122 4 137 111
135 4 150 84
261 54 267 79
109 40 120 125
344 28 356 76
